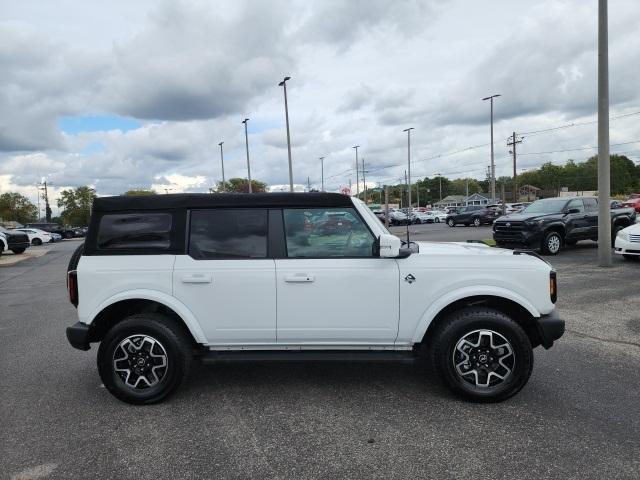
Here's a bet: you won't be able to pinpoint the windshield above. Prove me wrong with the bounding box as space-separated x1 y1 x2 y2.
522 199 567 214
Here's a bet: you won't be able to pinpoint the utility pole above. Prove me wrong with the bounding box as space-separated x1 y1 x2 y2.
362 157 367 204
597 0 612 266
278 76 294 191
403 128 414 209
353 146 360 197
404 170 408 210
349 178 352 196
218 141 226 192
36 184 41 221
319 157 325 191
39 180 52 222
507 132 523 202
482 94 501 202
242 118 252 193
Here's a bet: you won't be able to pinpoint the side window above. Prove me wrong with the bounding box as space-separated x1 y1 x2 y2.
583 198 598 212
283 207 374 258
566 199 585 213
98 213 172 249
189 209 267 259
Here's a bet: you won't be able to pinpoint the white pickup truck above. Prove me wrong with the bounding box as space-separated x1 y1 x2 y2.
66 193 563 404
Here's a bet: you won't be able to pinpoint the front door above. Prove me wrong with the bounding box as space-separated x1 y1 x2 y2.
172 208 276 345
564 198 590 240
275 207 400 344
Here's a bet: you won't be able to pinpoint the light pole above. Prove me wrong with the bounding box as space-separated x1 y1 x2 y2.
597 0 611 266
353 145 360 197
482 94 501 202
242 118 252 193
319 156 325 191
403 128 414 209
218 141 225 192
279 76 294 192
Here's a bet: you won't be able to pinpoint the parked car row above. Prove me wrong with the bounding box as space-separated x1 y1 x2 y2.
0 224 86 257
493 196 637 255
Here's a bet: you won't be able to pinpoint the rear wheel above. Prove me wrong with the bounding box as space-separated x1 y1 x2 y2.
429 307 533 402
97 314 192 405
32 238 42 246
541 231 562 255
435 217 440 223
472 217 481 227
11 248 26 254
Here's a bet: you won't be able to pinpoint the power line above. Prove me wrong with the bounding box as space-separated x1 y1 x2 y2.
518 139 640 156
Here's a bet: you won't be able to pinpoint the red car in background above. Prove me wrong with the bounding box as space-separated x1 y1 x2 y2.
622 197 640 213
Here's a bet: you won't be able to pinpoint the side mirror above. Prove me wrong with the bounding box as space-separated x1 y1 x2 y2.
377 234 411 258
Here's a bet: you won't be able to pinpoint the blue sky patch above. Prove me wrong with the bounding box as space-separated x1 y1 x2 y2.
59 115 142 134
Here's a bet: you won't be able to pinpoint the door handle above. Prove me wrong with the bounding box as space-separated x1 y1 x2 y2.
284 274 315 283
181 274 212 284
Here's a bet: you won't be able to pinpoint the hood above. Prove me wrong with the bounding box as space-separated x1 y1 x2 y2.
415 241 515 257
494 212 560 222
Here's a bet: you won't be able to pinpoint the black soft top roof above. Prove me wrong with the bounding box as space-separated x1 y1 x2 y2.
92 193 353 212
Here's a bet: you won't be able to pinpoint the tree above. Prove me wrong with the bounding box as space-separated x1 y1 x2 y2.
57 186 97 226
123 189 157 196
215 178 267 193
0 192 38 224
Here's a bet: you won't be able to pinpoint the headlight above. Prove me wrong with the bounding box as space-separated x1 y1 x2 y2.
617 230 629 242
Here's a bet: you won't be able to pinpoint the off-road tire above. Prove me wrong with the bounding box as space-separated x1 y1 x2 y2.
429 307 533 402
97 314 193 405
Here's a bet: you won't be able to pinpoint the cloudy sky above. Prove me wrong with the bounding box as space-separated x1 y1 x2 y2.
1 0 639 211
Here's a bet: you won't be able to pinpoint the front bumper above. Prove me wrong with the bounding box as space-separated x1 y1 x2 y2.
493 229 542 249
534 309 565 349
66 322 91 351
614 237 640 256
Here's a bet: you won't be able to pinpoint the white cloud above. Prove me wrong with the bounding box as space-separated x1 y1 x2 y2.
0 0 639 199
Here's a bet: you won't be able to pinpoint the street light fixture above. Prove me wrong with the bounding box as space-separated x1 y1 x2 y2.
242 118 252 193
353 146 360 196
319 156 325 191
218 141 225 192
403 128 414 209
278 76 294 192
482 94 501 202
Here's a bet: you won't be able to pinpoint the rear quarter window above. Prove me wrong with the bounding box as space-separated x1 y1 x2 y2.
97 213 172 250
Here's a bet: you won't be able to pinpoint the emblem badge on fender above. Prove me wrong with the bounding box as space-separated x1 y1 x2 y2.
405 274 416 284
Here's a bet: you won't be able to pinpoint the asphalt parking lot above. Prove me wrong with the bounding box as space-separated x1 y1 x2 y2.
1 234 639 480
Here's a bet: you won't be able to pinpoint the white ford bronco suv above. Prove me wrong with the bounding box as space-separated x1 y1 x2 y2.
66 193 564 404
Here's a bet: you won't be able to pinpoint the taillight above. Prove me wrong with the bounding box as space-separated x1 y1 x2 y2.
67 270 78 307
549 271 557 304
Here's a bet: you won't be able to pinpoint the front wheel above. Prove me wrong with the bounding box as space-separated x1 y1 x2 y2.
429 307 533 402
447 219 455 227
435 217 440 223
472 217 481 227
541 231 562 255
32 238 42 246
97 314 192 405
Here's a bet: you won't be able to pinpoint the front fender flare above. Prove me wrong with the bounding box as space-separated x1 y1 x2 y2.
411 286 541 343
85 289 208 344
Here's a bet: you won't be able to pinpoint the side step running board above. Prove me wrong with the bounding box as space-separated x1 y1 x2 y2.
199 350 419 365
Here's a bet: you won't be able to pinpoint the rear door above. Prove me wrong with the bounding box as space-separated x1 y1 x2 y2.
172 208 276 345
582 198 599 238
274 207 400 344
